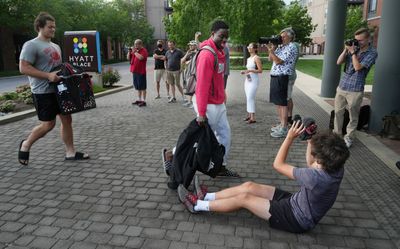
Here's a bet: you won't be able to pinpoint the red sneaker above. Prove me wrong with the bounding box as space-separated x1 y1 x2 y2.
178 184 198 213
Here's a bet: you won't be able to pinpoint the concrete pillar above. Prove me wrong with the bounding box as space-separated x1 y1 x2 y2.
320 0 347 98
369 0 400 132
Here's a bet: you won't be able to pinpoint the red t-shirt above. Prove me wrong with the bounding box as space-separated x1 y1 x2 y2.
130 47 148 74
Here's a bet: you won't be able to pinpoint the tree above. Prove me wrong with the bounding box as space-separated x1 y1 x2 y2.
281 1 316 46
345 5 368 40
164 0 224 48
222 0 283 46
164 0 283 52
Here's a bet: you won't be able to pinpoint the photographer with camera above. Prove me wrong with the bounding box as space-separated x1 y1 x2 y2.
178 121 350 234
334 28 377 148
266 28 298 138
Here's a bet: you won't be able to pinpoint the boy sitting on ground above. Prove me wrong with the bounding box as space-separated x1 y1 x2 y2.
178 121 350 233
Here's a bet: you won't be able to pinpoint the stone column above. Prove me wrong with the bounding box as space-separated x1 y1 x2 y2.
369 0 400 132
320 0 347 98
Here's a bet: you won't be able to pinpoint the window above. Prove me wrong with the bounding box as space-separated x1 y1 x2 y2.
368 0 377 17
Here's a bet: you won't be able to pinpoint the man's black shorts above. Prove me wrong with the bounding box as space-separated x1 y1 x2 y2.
269 75 289 106
133 73 147 90
33 93 61 121
268 188 307 233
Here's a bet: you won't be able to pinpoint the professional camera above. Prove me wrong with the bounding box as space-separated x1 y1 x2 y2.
259 35 283 46
344 38 359 47
292 115 318 141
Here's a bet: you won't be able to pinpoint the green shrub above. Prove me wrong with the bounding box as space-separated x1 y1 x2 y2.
16 84 33 104
0 92 19 100
102 67 121 87
0 100 16 113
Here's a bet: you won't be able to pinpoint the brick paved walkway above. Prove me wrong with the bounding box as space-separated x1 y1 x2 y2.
0 64 399 249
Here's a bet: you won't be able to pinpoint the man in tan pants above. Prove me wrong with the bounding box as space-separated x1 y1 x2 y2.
334 28 377 148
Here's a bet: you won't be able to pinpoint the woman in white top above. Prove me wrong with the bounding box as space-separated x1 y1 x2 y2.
241 43 263 124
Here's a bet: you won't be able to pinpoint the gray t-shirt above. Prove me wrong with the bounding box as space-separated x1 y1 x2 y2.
165 49 184 71
290 167 344 230
19 37 62 94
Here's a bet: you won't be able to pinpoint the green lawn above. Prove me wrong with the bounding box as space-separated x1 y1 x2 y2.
229 56 375 85
296 59 375 85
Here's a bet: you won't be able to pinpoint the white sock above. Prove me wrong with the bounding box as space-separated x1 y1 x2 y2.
204 193 215 201
194 200 210 211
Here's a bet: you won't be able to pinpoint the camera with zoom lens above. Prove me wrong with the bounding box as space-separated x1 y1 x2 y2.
345 38 359 47
259 35 283 45
292 115 318 141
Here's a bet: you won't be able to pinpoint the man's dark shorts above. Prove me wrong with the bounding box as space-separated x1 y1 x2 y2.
268 188 307 233
33 93 61 121
270 75 289 106
133 73 147 90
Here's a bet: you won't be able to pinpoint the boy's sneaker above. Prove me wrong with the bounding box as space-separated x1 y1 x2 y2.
270 124 281 132
168 97 177 103
396 161 400 170
217 166 240 177
287 116 293 126
344 136 353 148
194 175 207 200
154 95 161 99
182 101 191 107
138 101 147 107
270 127 288 138
132 100 142 105
161 148 172 176
188 103 194 109
178 184 198 213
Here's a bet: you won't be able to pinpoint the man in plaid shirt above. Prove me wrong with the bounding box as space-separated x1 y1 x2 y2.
334 28 377 148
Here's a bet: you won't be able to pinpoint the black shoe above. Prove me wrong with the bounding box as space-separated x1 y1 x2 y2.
287 116 293 126
217 166 240 177
396 161 400 170
167 180 179 190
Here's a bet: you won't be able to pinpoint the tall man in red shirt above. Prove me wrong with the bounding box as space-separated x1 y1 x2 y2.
128 39 148 107
194 20 239 177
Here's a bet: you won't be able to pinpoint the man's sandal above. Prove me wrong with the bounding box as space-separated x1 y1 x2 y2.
18 140 29 166
65 152 90 161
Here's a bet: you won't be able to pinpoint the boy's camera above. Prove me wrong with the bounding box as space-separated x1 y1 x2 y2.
259 35 283 45
344 39 359 47
292 115 318 140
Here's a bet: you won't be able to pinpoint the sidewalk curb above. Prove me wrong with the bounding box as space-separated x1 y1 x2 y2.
0 84 131 125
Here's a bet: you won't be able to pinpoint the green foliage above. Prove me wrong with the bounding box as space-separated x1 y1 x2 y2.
16 84 33 104
92 84 106 94
164 0 283 47
0 100 16 113
281 1 316 46
345 5 368 39
102 67 121 87
0 0 154 47
0 92 18 100
223 0 284 45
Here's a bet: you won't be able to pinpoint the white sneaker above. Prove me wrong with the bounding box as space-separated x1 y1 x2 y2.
344 137 353 148
271 124 281 132
270 127 288 138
